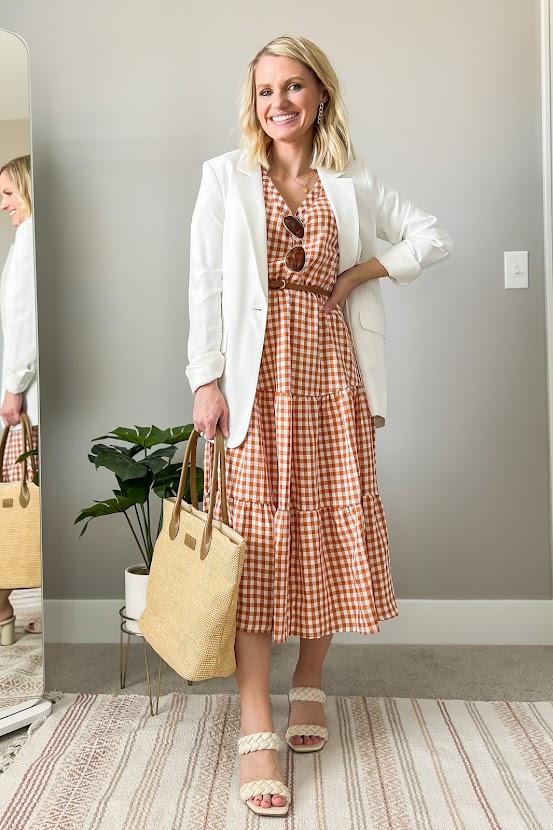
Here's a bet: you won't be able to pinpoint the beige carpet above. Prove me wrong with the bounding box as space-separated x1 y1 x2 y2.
0 690 552 829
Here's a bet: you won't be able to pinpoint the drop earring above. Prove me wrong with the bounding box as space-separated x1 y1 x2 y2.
317 102 324 125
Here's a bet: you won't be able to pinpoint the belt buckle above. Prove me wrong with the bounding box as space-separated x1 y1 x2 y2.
275 279 286 289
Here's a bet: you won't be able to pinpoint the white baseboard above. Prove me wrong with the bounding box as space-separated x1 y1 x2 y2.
43 599 553 645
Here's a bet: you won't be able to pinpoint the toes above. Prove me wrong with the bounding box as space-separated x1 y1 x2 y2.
290 733 322 746
250 793 287 809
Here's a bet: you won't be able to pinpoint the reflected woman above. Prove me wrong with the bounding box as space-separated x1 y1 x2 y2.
0 155 39 644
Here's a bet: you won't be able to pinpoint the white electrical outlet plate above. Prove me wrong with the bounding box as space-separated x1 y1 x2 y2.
504 251 528 289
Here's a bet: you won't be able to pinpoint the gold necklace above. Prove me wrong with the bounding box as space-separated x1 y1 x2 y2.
275 165 317 194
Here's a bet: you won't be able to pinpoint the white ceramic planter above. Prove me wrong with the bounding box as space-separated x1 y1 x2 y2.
124 564 149 634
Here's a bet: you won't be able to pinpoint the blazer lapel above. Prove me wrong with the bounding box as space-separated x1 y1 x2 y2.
236 155 269 302
317 166 360 275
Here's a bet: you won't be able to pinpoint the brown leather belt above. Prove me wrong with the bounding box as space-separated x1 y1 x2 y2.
268 277 331 298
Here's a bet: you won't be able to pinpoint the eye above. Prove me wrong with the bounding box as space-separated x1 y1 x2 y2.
288 83 301 91
259 89 272 97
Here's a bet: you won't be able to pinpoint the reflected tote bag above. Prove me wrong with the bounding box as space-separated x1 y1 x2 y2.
138 426 246 682
0 412 41 589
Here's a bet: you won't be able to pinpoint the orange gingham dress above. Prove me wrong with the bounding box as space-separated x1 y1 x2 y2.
202 169 399 643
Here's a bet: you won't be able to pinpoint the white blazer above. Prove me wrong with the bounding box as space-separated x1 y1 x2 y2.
185 149 453 448
0 216 38 428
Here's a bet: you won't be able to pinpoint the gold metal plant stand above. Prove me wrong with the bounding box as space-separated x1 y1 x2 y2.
119 605 163 716
119 606 196 716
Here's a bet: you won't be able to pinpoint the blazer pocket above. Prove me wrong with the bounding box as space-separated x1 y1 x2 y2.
359 308 385 337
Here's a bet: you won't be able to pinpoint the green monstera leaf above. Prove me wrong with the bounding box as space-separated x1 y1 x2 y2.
93 425 193 449
88 444 149 481
139 446 177 475
152 464 204 501
74 494 135 538
115 474 152 505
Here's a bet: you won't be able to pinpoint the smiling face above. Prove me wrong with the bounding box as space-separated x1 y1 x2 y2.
254 54 328 147
0 171 27 227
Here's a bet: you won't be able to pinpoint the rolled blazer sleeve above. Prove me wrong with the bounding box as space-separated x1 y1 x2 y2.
3 219 37 394
367 165 454 287
185 161 226 394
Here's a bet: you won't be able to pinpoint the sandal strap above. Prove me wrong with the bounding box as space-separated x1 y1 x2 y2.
288 686 326 703
0 616 15 626
238 731 281 755
285 724 329 742
239 778 291 802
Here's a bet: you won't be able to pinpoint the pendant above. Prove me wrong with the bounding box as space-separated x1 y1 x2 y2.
303 186 308 193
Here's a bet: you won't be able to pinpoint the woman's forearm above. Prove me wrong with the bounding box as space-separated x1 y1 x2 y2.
325 257 390 313
349 257 390 287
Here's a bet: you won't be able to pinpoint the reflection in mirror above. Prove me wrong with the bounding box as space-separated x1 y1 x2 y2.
0 30 43 719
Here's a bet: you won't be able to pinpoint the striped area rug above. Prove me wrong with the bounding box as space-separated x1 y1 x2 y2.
0 690 552 829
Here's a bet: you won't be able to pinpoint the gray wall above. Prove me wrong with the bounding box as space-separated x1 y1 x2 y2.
1 0 550 604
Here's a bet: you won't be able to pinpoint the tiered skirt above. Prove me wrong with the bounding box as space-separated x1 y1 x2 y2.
203 285 398 644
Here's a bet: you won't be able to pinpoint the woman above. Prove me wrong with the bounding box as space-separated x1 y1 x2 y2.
0 155 40 645
186 35 453 817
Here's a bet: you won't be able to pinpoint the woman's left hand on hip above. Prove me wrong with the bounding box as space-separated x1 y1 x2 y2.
323 267 359 314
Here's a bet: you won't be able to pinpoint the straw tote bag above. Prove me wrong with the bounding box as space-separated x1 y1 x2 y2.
138 426 246 682
0 412 41 589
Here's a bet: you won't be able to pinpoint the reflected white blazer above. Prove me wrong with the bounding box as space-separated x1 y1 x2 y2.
0 216 38 428
185 149 453 448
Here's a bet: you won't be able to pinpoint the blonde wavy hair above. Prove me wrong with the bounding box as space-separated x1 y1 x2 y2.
0 155 32 219
238 34 354 172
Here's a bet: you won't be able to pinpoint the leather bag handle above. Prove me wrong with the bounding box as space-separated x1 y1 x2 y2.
20 412 38 480
168 426 229 558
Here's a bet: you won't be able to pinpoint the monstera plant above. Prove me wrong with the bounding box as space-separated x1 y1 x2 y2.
75 424 204 632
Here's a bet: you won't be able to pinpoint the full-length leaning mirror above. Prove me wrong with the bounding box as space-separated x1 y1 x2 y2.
0 29 48 732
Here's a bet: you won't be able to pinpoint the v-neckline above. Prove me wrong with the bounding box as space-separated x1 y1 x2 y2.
263 167 321 216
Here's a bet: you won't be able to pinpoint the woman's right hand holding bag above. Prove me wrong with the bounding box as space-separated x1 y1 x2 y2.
193 379 230 440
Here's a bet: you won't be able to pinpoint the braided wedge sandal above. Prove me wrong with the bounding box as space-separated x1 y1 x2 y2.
238 731 291 817
285 687 329 754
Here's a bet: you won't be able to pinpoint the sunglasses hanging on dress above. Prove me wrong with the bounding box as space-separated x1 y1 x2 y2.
283 215 306 273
